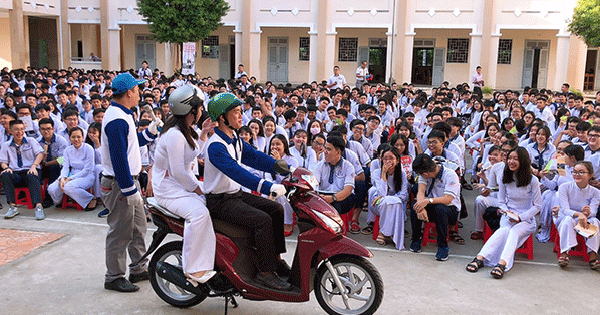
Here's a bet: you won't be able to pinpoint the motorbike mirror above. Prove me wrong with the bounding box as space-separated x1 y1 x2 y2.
273 159 291 175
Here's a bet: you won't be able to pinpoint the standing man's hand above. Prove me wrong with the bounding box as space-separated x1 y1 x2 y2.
126 191 144 208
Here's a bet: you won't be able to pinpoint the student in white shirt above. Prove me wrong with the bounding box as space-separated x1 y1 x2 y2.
313 136 356 215
555 161 600 269
47 127 96 209
410 153 461 261
289 129 318 172
369 146 409 250
247 119 267 152
466 147 542 279
326 66 346 90
526 125 556 176
152 86 217 285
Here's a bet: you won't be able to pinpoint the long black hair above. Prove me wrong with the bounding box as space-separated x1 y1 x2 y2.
380 146 404 193
161 112 199 149
502 147 532 187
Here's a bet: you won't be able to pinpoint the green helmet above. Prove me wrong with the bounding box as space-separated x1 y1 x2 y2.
207 92 242 121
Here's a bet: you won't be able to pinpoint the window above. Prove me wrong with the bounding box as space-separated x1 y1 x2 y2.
497 39 513 64
299 37 310 61
446 38 469 63
201 36 219 59
338 38 358 62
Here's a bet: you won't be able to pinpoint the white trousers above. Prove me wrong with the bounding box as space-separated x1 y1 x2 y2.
536 190 557 243
156 194 215 274
473 195 499 232
366 187 378 224
558 216 600 254
478 216 536 270
372 196 405 251
48 176 94 208
94 164 103 198
279 196 294 225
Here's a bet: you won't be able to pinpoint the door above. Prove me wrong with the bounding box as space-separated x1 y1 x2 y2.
368 48 386 83
411 48 434 85
219 44 229 80
268 38 288 83
537 48 549 88
136 35 156 70
432 48 445 86
522 49 534 88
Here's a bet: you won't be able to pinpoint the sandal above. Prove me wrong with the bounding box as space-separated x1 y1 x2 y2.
349 220 361 234
589 259 600 270
470 231 483 240
558 255 570 267
457 221 464 229
449 231 465 245
361 222 374 235
284 224 293 237
86 198 98 211
466 257 484 273
490 264 506 279
375 233 387 246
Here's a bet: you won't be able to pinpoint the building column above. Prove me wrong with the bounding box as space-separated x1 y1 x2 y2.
163 43 173 76
401 33 415 84
316 0 332 81
485 34 501 89
385 31 393 83
234 29 243 68
554 34 571 91
469 33 483 82
308 31 318 82
323 31 336 81
59 0 70 69
100 0 120 70
240 0 261 80
9 0 26 69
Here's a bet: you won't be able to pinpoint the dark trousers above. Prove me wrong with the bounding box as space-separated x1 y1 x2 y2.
354 180 367 208
2 170 42 204
41 164 61 199
410 203 458 248
332 193 356 215
206 190 285 272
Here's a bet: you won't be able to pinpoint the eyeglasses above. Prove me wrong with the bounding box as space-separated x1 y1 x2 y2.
572 171 589 176
40 127 53 131
588 134 600 139
312 142 325 147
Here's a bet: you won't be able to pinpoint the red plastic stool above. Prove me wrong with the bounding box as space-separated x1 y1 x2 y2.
339 212 351 236
14 187 34 209
61 188 94 211
421 222 450 247
483 222 494 242
515 234 534 260
372 215 380 241
549 222 558 244
553 232 590 262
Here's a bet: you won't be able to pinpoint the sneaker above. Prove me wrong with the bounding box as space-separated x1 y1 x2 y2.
34 206 45 220
4 206 19 219
409 240 422 253
436 246 449 261
98 209 109 218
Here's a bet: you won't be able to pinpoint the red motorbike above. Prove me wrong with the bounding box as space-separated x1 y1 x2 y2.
142 167 383 315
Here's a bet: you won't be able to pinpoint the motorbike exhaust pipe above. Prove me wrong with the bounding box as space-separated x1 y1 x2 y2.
155 261 210 296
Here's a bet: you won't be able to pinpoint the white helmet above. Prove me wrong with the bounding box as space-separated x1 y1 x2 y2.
168 84 205 116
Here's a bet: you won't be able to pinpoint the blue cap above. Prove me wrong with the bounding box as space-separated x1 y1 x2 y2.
111 73 146 95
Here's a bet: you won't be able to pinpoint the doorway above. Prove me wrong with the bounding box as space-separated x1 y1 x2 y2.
412 48 433 85
28 17 58 69
522 40 550 89
585 49 597 90
267 38 288 83
135 35 156 70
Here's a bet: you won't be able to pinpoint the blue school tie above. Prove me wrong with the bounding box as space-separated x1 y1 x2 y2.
16 146 22 168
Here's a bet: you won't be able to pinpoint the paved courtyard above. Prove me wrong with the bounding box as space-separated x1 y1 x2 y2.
0 186 597 314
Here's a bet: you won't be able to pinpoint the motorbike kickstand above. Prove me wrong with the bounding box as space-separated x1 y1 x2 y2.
223 294 238 315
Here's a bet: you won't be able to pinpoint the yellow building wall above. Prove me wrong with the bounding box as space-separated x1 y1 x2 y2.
0 18 12 69
193 26 235 79
121 25 166 72
334 28 389 85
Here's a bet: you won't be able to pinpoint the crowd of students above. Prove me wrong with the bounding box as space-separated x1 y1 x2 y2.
2 64 600 279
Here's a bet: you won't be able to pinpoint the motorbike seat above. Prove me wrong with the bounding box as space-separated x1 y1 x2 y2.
146 197 181 219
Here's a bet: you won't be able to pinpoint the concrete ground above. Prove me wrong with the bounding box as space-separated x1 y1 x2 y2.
0 185 598 315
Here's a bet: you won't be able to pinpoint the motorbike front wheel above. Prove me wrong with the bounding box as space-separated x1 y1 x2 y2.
148 241 207 308
314 255 383 315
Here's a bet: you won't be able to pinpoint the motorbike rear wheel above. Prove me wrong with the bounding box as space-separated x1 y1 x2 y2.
148 241 207 308
314 255 383 315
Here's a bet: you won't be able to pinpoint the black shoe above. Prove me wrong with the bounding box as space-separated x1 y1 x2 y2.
276 260 291 278
98 209 109 218
129 271 149 283
104 278 139 292
255 271 292 291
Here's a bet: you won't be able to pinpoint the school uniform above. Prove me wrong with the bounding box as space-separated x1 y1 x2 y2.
477 174 542 270
473 161 503 232
38 133 69 188
153 126 215 274
410 165 461 248
526 142 556 171
264 154 298 226
290 145 318 173
0 136 44 205
556 181 600 254
536 166 574 243
313 158 356 214
48 143 95 208
368 168 409 250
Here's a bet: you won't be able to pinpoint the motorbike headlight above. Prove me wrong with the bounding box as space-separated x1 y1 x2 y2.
312 210 342 234
302 174 319 191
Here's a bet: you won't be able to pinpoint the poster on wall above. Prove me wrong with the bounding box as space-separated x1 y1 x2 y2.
182 42 196 75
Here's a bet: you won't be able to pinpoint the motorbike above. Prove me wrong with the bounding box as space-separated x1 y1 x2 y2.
142 167 384 315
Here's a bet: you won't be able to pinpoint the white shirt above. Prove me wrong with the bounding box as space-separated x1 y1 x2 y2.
290 145 318 172
60 143 95 181
558 181 600 219
313 158 355 193
497 174 542 222
327 74 346 90
418 165 461 209
356 66 369 82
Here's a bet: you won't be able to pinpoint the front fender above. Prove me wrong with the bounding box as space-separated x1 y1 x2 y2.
318 236 373 261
